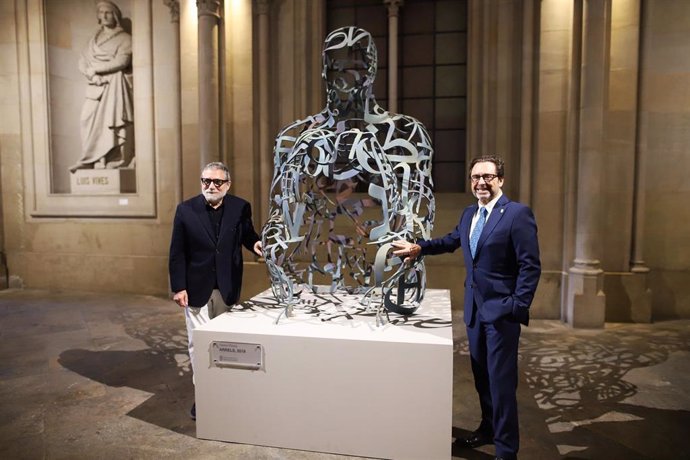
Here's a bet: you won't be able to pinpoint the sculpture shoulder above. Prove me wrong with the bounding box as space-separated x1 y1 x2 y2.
98 27 132 48
392 113 429 130
115 29 132 44
389 113 432 143
275 112 329 140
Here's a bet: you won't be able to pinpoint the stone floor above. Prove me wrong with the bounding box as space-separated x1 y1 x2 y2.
1 288 688 459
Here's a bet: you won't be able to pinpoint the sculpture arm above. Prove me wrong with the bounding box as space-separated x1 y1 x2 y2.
91 53 131 74
78 53 89 77
91 35 132 74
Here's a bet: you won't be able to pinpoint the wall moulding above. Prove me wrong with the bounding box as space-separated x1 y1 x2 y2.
18 0 156 218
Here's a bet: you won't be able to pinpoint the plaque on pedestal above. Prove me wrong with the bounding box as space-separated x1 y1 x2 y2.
70 169 136 194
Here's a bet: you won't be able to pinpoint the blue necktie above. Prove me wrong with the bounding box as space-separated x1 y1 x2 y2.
470 207 487 258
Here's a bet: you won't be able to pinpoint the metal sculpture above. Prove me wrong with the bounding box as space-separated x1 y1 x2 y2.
261 27 435 324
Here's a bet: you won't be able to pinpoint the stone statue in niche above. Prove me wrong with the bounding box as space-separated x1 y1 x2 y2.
70 0 134 174
261 27 435 323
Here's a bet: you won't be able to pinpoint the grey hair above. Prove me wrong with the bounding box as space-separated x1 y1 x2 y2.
202 162 231 181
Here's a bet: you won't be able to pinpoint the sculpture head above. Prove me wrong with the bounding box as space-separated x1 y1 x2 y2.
96 1 122 28
322 27 377 102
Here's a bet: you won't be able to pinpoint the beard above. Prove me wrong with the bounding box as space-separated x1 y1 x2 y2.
473 184 496 202
203 189 226 206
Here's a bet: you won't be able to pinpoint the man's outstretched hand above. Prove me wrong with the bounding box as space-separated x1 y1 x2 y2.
391 240 422 264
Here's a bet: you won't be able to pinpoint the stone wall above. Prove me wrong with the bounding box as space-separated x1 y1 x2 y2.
0 0 688 322
640 0 690 318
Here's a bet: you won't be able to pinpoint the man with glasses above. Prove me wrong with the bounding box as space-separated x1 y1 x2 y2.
169 162 262 420
392 155 541 460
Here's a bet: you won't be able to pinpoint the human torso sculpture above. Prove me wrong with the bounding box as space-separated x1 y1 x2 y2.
261 27 435 322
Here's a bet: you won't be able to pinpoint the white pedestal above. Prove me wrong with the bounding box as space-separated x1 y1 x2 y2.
194 288 453 460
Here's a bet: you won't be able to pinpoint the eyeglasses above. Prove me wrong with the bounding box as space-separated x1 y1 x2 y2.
470 174 498 183
200 178 229 188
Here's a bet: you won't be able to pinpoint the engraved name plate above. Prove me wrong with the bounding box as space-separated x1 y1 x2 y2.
70 169 136 194
211 341 263 370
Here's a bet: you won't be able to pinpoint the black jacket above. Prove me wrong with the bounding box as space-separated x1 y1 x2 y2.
169 194 260 307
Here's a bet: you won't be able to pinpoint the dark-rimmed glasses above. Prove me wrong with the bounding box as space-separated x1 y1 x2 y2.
200 178 229 188
470 174 498 183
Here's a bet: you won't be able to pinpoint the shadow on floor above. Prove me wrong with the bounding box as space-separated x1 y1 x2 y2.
57 306 196 436
58 347 195 435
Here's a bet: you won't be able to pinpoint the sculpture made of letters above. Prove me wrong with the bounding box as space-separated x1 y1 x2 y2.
70 0 134 174
261 27 435 324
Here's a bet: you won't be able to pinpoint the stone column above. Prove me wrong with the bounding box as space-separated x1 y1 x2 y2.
274 0 324 133
197 0 221 168
384 0 403 113
217 3 227 165
628 0 652 322
255 0 272 225
164 0 183 202
565 0 610 328
466 0 499 165
519 0 536 205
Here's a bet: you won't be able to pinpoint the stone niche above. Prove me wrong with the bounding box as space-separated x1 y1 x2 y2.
18 0 156 217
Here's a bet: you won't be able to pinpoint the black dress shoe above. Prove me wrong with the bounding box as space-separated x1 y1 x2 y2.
189 403 196 421
455 430 494 449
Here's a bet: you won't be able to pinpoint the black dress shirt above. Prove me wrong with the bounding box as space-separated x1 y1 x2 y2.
206 200 225 240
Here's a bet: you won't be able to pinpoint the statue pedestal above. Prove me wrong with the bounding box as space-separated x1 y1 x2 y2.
70 169 135 194
194 287 453 460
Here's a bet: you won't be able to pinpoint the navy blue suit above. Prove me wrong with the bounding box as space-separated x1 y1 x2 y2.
419 193 540 459
169 194 260 308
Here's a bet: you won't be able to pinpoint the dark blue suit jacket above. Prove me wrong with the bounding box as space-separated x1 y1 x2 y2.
419 194 540 326
169 194 260 308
